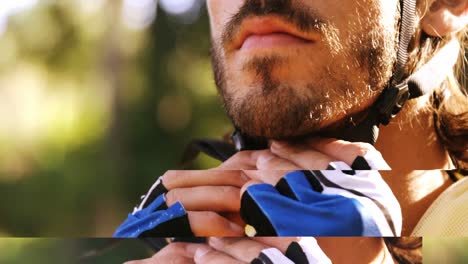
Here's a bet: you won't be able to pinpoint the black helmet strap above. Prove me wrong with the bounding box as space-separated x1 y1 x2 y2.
232 0 459 150
233 0 415 149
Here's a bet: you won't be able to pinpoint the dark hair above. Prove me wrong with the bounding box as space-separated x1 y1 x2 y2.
385 237 422 264
406 1 468 168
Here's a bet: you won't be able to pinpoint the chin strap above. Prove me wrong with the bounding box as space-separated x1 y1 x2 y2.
183 0 460 162
338 0 417 144
233 0 458 148
233 0 418 147
327 0 460 145
346 37 460 145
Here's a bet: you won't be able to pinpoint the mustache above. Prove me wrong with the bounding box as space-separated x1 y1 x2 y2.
221 0 328 46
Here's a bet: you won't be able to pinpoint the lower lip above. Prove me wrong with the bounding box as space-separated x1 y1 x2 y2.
240 33 310 51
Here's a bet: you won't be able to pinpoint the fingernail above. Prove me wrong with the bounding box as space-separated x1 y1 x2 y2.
186 244 203 255
257 152 275 166
194 247 211 261
271 140 286 149
209 237 223 248
230 222 245 234
250 151 263 160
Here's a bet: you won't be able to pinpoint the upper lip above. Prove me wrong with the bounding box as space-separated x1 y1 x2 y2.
229 16 317 51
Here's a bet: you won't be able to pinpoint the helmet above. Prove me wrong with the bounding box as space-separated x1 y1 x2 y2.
232 0 460 149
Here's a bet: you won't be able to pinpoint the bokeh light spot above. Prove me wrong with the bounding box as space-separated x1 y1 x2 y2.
122 0 157 31
159 0 196 15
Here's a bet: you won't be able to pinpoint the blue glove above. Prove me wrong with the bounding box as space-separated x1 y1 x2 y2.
241 160 401 236
113 178 193 237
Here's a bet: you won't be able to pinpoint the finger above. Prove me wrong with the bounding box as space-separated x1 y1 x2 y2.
166 186 241 212
221 212 246 227
252 237 300 253
157 243 204 259
194 246 245 264
218 151 261 170
306 138 390 169
270 141 333 169
124 259 152 264
243 170 291 186
208 237 269 262
137 256 193 264
254 151 303 170
162 170 249 189
188 211 244 236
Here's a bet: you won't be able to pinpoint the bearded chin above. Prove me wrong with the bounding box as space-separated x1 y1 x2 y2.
226 85 324 139
211 48 341 139
210 23 395 140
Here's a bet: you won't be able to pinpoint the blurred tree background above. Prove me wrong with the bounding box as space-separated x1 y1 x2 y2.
0 238 154 263
424 238 468 264
0 0 468 262
0 0 231 238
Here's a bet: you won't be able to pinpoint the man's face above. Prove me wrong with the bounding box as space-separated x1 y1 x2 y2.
207 0 399 139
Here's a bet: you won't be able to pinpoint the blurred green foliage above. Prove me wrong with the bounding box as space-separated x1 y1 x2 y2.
0 0 229 237
0 3 467 262
424 238 468 264
0 238 152 264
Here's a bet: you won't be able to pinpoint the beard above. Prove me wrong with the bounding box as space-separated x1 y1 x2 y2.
211 0 397 139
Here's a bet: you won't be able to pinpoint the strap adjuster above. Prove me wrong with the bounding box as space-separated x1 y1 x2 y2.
232 129 268 151
377 82 410 125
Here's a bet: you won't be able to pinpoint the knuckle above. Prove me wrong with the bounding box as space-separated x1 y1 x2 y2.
351 142 375 156
220 185 237 195
197 252 217 264
169 257 189 264
231 151 251 161
281 144 301 155
200 211 230 228
246 247 265 260
163 243 184 253
316 158 332 169
257 156 278 170
165 189 180 205
201 211 220 221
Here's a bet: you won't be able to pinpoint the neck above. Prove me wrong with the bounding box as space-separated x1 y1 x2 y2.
316 238 393 264
376 95 453 170
376 95 453 235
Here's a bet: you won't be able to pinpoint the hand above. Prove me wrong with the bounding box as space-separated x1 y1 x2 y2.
124 242 205 264
194 237 331 264
124 238 319 264
237 138 401 237
217 150 263 169
162 170 247 236
114 170 247 237
261 137 389 170
243 137 390 185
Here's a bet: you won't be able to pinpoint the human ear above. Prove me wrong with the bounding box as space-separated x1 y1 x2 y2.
421 0 468 36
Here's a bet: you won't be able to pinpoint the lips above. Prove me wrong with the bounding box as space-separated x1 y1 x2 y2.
241 33 310 50
231 16 316 51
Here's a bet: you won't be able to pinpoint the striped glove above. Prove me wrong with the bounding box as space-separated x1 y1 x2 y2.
241 158 402 236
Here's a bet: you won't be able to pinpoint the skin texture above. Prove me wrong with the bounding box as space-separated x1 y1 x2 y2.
209 0 398 138
422 0 468 36
128 0 468 263
126 238 394 264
